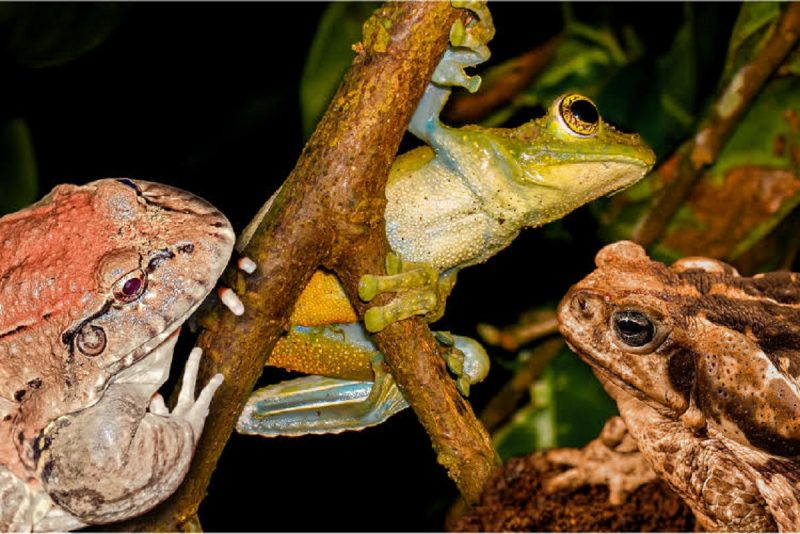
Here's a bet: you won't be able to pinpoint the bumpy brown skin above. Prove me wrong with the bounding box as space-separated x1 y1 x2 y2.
558 241 800 532
0 180 234 529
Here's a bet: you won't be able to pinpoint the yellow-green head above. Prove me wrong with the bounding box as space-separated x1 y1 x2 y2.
465 93 656 229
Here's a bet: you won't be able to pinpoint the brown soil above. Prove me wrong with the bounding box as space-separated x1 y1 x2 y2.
447 451 696 532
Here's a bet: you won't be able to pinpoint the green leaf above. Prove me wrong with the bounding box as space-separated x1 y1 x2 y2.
1 4 129 68
515 21 642 112
300 2 379 138
721 2 780 87
493 347 616 461
0 119 38 214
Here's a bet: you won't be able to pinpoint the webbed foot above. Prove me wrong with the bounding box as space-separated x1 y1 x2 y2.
237 355 408 437
237 330 489 437
358 252 455 333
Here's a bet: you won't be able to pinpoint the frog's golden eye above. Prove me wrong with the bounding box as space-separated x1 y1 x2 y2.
559 94 600 137
112 269 147 303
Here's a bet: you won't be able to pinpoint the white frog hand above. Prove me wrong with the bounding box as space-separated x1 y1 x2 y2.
149 347 223 442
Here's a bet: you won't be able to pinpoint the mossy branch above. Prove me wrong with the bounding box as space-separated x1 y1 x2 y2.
114 3 497 530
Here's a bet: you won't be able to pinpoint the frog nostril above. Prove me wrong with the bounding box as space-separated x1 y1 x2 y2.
76 324 107 356
571 293 601 320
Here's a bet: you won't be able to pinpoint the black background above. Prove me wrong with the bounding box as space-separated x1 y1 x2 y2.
2 3 739 530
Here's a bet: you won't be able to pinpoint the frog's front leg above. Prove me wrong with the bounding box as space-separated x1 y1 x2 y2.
408 2 493 142
33 338 222 526
358 253 456 333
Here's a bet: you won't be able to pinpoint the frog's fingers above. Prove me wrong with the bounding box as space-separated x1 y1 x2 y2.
237 256 257 274
149 393 169 415
218 287 245 316
183 373 223 439
363 289 438 333
174 347 203 415
358 265 438 302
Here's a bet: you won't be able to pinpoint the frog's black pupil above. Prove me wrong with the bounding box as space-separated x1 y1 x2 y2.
123 277 142 296
570 98 599 125
116 178 140 192
612 310 655 348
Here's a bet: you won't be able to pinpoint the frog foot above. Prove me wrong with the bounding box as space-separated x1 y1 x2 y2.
359 252 452 333
544 416 657 504
434 331 490 397
433 0 495 92
236 355 409 437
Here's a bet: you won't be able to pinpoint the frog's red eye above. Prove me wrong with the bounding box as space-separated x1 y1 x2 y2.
113 269 147 303
559 93 600 137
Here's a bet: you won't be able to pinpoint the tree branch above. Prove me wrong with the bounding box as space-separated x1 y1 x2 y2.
115 3 497 530
633 3 800 247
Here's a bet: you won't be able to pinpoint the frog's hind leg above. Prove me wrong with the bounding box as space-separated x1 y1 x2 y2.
236 325 490 437
236 355 409 437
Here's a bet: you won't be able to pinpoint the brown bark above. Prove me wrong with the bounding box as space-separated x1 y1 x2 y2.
633 3 800 247
114 3 497 530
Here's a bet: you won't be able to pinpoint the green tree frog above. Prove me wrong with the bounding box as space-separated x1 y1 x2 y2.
236 2 656 438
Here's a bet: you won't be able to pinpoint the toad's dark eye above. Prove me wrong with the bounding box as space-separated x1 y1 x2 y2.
112 269 147 303
611 309 655 348
116 179 141 193
559 93 600 137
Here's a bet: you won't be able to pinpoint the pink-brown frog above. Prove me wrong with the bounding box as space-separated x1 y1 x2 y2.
0 179 234 531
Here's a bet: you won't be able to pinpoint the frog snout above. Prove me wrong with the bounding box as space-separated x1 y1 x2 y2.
558 289 606 331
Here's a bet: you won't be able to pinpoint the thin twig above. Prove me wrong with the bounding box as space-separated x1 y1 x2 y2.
479 337 564 433
633 3 800 247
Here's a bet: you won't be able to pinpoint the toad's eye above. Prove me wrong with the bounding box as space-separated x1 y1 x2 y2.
112 269 147 303
611 309 654 348
116 178 141 194
559 94 600 137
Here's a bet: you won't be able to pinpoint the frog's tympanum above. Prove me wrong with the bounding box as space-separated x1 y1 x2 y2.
0 179 234 531
236 3 656 438
557 240 800 532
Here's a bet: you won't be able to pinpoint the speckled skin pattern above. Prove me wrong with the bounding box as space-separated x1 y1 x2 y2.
559 240 800 531
0 179 234 531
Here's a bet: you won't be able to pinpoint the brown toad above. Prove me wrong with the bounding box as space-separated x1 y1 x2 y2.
556 240 800 532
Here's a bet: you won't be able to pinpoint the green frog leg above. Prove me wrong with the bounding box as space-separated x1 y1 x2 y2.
236 324 489 437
